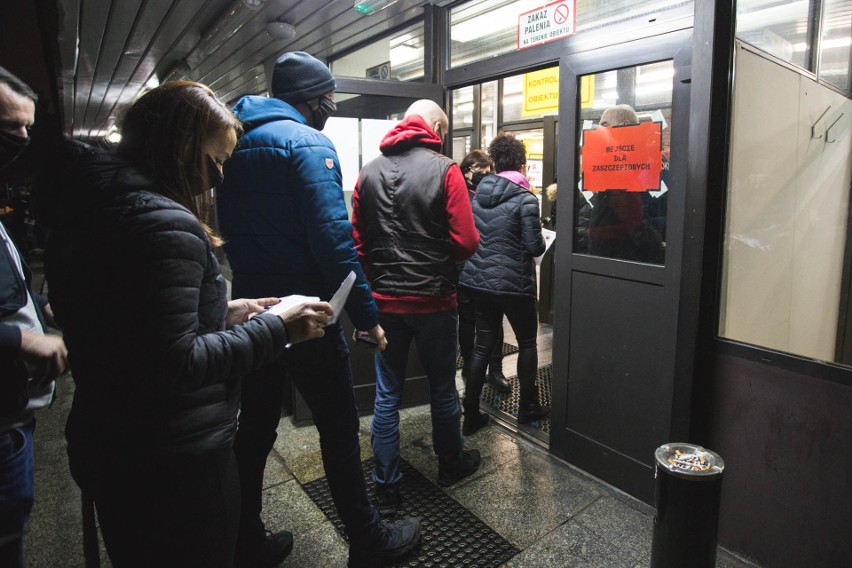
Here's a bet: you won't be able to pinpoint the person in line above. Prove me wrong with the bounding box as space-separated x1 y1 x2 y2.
34 81 332 568
217 52 421 568
0 66 68 568
459 132 549 430
351 99 482 515
587 104 665 264
458 150 510 398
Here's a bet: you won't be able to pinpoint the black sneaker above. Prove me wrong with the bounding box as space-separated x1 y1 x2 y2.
347 516 422 567
437 449 481 487
374 483 401 517
235 529 294 568
462 412 490 436
517 403 550 424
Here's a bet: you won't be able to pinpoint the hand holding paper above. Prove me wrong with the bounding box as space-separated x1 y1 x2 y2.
273 298 332 345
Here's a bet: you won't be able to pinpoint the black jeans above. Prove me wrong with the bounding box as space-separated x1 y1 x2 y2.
463 292 539 413
69 446 240 568
458 287 503 373
234 324 378 545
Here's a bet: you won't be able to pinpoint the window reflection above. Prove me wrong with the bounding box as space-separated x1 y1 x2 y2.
331 21 425 81
574 61 674 265
820 0 852 92
450 0 693 68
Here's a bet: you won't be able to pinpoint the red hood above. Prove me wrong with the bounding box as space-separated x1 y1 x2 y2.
379 115 443 155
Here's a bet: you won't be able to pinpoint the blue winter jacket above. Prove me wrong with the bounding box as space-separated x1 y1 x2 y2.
218 96 378 331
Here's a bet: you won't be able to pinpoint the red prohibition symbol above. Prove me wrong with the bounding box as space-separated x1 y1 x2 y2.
553 3 569 25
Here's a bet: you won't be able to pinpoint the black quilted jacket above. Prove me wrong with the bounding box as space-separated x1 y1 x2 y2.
36 141 288 457
459 174 545 298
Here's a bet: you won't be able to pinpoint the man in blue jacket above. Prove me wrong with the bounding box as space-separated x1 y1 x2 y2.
218 52 420 568
0 67 68 568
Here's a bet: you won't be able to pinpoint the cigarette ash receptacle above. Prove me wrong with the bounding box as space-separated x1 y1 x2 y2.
650 442 725 567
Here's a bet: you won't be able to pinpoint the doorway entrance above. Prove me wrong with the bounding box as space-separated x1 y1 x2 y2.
450 68 560 446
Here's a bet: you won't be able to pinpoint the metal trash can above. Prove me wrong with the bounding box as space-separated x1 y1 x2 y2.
650 443 725 568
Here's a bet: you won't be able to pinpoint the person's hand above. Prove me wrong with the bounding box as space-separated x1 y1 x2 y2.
279 301 333 344
365 324 387 352
19 330 68 382
226 297 280 327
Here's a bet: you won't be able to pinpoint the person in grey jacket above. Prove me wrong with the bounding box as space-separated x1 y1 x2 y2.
458 132 549 431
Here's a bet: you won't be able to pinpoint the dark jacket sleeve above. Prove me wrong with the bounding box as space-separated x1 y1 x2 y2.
291 133 379 331
119 206 288 393
520 194 546 257
0 322 22 354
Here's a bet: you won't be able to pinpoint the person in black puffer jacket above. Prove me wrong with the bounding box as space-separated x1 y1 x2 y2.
33 82 331 568
459 133 549 428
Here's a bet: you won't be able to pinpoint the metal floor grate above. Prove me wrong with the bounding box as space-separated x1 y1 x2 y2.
480 364 552 436
303 457 519 567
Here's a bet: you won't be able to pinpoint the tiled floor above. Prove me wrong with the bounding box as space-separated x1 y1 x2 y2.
25 368 760 567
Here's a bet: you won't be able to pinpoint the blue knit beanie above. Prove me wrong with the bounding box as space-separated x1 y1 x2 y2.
271 52 336 104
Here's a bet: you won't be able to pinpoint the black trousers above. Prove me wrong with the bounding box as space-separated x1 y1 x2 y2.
457 286 503 371
233 325 377 547
463 291 539 413
69 446 240 568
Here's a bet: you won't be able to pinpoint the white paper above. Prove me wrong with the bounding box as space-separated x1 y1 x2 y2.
534 229 557 266
327 271 356 325
266 295 321 316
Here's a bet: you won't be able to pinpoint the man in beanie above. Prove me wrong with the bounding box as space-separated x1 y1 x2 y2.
217 52 421 567
351 100 481 516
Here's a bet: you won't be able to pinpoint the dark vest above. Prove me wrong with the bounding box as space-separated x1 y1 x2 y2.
357 146 457 296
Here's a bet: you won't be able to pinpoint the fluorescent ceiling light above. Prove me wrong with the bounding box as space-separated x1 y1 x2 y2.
355 0 399 15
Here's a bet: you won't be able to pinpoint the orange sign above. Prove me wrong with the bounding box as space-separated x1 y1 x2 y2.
581 122 663 192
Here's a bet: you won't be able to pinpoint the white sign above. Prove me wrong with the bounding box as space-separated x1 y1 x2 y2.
518 0 576 50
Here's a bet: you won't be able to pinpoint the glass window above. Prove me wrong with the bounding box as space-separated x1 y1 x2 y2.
512 128 545 194
450 0 693 68
331 21 424 81
453 86 475 129
574 61 674 265
720 45 852 365
452 135 471 163
819 0 852 91
481 80 498 148
501 74 524 123
736 0 810 69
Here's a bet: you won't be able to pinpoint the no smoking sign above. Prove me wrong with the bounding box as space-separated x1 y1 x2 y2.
518 0 576 50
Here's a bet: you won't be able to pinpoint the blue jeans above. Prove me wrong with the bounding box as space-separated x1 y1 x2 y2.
234 325 378 544
372 310 463 487
0 420 35 568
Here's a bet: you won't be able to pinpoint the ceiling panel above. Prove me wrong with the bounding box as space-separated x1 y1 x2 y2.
53 0 453 141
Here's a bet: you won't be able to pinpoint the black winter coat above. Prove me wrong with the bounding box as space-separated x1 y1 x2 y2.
459 174 545 297
36 141 288 457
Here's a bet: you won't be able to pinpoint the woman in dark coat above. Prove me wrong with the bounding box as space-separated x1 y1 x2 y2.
459 133 549 432
36 82 331 567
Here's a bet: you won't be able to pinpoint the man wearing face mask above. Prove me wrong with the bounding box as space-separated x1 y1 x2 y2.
351 100 481 516
0 67 68 568
217 52 420 568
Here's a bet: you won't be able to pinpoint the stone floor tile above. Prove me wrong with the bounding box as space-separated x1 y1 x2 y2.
572 495 654 559
507 520 639 568
281 520 349 568
260 478 329 538
451 451 602 548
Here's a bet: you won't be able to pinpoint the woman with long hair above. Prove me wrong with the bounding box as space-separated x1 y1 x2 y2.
458 132 549 433
35 82 331 567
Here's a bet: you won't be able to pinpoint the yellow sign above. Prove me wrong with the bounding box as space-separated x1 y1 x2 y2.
580 75 595 108
522 67 559 117
521 68 595 116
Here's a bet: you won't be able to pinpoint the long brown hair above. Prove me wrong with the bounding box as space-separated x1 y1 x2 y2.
116 81 241 243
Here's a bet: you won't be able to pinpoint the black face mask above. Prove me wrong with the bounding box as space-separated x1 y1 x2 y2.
206 156 224 189
310 97 337 131
0 131 30 171
470 171 488 188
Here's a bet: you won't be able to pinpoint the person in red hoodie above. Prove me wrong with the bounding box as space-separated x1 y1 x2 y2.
351 100 481 515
